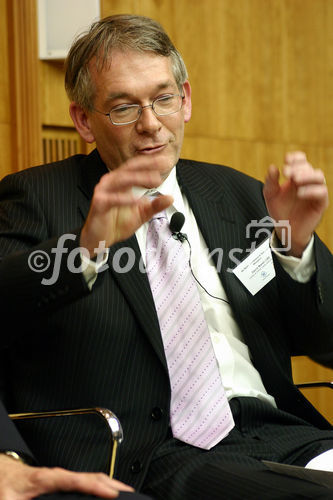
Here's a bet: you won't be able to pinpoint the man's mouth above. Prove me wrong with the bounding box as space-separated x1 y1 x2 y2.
137 144 166 154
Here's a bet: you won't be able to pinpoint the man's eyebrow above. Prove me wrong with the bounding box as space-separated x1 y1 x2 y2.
104 81 179 104
105 91 131 101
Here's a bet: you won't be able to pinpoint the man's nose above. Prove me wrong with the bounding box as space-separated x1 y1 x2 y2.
136 105 162 133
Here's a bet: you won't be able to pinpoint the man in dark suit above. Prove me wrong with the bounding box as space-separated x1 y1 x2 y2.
0 13 333 500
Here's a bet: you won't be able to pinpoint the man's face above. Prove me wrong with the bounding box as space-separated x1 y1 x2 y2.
75 49 191 180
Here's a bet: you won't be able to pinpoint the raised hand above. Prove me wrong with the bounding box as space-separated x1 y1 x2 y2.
80 155 173 257
263 151 329 257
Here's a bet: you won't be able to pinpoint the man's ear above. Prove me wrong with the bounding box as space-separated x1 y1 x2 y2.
69 102 96 143
182 80 192 123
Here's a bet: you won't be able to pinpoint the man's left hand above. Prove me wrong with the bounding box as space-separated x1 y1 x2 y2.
263 151 329 257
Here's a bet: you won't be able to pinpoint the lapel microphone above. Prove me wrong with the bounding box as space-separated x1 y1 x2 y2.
168 212 229 304
170 212 187 242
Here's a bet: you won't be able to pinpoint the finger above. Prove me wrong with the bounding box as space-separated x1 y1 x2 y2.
117 154 171 174
138 194 173 222
99 169 163 194
79 471 135 491
33 467 134 498
284 151 307 165
92 190 140 212
104 477 135 491
263 164 280 199
297 184 329 201
92 170 165 212
283 166 326 186
151 194 174 214
92 190 172 214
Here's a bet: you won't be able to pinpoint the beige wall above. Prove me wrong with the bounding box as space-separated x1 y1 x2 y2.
0 0 332 419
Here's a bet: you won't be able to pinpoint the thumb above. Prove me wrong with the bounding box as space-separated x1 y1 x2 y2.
139 194 173 223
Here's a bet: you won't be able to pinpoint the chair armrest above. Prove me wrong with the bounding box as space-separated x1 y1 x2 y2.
9 407 123 478
296 382 333 390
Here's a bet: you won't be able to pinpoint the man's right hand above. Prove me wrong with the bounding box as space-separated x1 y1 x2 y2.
80 155 173 258
0 454 134 499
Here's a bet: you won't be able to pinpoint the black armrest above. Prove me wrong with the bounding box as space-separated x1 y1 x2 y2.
296 382 333 390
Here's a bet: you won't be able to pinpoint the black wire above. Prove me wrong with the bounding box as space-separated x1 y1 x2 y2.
174 232 230 305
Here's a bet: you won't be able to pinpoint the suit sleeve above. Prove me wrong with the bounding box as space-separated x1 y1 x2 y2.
0 399 35 463
274 233 333 357
0 167 90 345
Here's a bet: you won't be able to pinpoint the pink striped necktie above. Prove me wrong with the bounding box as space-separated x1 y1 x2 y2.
145 210 234 449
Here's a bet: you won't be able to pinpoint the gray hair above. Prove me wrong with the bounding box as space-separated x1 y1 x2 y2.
65 14 188 111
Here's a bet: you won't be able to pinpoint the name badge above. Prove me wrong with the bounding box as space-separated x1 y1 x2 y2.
232 239 275 295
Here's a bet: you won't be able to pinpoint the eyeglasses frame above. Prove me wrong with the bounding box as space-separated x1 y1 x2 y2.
94 93 185 126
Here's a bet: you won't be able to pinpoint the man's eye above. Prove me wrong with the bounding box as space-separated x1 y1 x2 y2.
158 95 174 103
113 105 133 115
155 95 176 108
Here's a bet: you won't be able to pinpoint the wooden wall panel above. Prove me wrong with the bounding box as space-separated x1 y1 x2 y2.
41 61 73 128
0 0 12 176
0 124 12 180
0 0 10 124
42 127 85 164
7 0 42 171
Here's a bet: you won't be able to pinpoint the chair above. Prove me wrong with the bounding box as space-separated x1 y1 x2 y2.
9 407 123 478
293 354 333 424
296 381 333 425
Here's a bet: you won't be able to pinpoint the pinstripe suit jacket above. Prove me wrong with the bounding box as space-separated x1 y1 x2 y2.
0 149 332 489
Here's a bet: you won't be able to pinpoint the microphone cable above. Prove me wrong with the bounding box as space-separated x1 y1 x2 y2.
169 212 229 305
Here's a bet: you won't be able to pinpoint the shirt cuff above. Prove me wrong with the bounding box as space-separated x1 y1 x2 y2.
270 232 316 283
81 250 109 290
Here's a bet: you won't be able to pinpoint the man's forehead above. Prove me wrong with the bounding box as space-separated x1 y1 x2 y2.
88 50 178 97
88 48 173 75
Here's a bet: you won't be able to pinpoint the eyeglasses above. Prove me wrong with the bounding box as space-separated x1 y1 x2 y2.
94 94 185 126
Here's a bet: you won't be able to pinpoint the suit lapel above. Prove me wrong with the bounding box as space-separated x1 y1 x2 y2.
77 150 167 369
107 238 167 368
77 149 108 220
